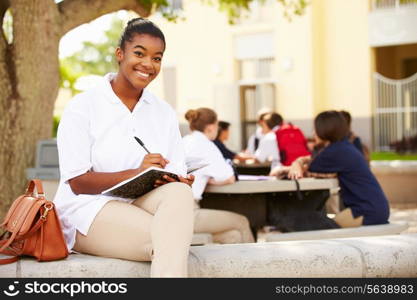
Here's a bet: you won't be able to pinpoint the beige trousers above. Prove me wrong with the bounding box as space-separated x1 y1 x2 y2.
193 204 255 244
334 208 364 228
73 182 194 278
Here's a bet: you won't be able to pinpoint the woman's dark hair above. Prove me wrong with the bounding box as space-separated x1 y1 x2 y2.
314 110 349 143
262 112 283 130
119 18 166 50
216 121 231 139
185 108 217 132
339 110 352 127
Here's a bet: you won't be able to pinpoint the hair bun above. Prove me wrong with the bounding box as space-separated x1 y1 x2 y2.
185 109 198 122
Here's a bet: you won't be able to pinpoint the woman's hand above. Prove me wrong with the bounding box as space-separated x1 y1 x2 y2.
138 153 169 173
154 174 195 187
179 174 195 186
288 160 304 179
269 166 290 178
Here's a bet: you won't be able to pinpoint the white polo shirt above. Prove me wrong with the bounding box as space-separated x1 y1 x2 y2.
182 131 234 201
254 126 281 169
54 73 186 251
246 126 264 154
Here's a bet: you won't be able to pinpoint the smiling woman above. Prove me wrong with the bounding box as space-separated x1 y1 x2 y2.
53 18 195 277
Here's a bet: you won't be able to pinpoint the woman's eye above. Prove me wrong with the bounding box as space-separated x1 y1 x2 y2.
134 51 143 57
153 57 162 62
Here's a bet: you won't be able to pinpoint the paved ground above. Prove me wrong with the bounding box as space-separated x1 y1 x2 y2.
389 207 417 233
256 205 417 242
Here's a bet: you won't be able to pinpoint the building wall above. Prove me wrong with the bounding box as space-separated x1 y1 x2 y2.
149 0 318 151
312 0 374 147
148 0 374 150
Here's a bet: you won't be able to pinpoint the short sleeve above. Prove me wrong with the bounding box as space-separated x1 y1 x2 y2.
308 147 343 174
57 103 93 183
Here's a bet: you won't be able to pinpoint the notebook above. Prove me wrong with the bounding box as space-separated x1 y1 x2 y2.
101 163 208 199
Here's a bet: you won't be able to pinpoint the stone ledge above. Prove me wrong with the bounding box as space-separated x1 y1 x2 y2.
1 234 416 278
264 222 409 242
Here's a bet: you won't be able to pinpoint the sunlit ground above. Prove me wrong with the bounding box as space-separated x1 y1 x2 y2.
256 204 417 242
389 206 417 233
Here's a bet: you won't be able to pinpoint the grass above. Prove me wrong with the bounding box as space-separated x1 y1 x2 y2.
371 152 417 161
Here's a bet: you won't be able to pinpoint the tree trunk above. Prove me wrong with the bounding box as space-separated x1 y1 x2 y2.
0 0 150 220
0 0 60 219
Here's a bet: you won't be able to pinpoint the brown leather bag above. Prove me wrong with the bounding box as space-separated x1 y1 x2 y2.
0 179 69 264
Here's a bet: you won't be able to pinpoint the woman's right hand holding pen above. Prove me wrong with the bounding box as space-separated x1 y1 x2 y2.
137 153 170 173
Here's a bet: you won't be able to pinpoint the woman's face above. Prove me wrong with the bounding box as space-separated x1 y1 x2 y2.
219 129 230 142
116 33 164 91
260 120 269 134
205 122 219 141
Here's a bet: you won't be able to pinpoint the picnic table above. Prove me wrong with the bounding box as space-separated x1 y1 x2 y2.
234 162 271 175
201 177 340 235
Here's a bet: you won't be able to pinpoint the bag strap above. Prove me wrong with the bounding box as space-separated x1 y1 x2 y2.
0 256 19 265
25 179 45 198
294 179 303 201
0 213 46 253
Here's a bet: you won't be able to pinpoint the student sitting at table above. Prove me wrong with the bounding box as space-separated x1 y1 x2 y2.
214 121 252 163
245 108 271 155
254 112 282 171
340 110 370 163
183 108 255 243
274 110 389 227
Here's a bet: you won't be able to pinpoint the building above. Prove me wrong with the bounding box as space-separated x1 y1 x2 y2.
144 0 417 152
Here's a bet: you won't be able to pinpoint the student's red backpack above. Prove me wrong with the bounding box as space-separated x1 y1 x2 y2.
275 124 310 166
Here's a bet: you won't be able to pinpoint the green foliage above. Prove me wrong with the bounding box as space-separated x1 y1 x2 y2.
371 152 417 161
52 115 60 137
202 0 308 24
140 0 309 24
59 17 124 95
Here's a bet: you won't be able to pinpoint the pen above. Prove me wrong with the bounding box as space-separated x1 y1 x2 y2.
134 136 151 154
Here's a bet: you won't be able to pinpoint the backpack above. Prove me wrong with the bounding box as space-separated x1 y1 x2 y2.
276 123 310 166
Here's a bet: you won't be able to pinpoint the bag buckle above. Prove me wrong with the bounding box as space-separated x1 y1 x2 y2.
41 203 53 220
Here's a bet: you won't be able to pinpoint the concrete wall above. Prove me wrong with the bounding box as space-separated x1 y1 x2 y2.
312 0 373 143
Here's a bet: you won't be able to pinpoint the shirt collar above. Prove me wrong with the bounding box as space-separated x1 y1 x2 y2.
192 130 209 141
102 73 152 105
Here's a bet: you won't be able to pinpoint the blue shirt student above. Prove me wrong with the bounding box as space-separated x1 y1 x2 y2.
309 138 389 225
213 139 236 161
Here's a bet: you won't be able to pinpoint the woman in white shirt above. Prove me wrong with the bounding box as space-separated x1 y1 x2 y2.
183 108 255 244
254 112 283 170
54 18 194 277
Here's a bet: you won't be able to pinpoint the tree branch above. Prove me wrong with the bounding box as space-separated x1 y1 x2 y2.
59 0 151 36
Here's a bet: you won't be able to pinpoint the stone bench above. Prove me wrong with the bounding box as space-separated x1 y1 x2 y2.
264 222 409 242
1 234 416 278
191 233 213 245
